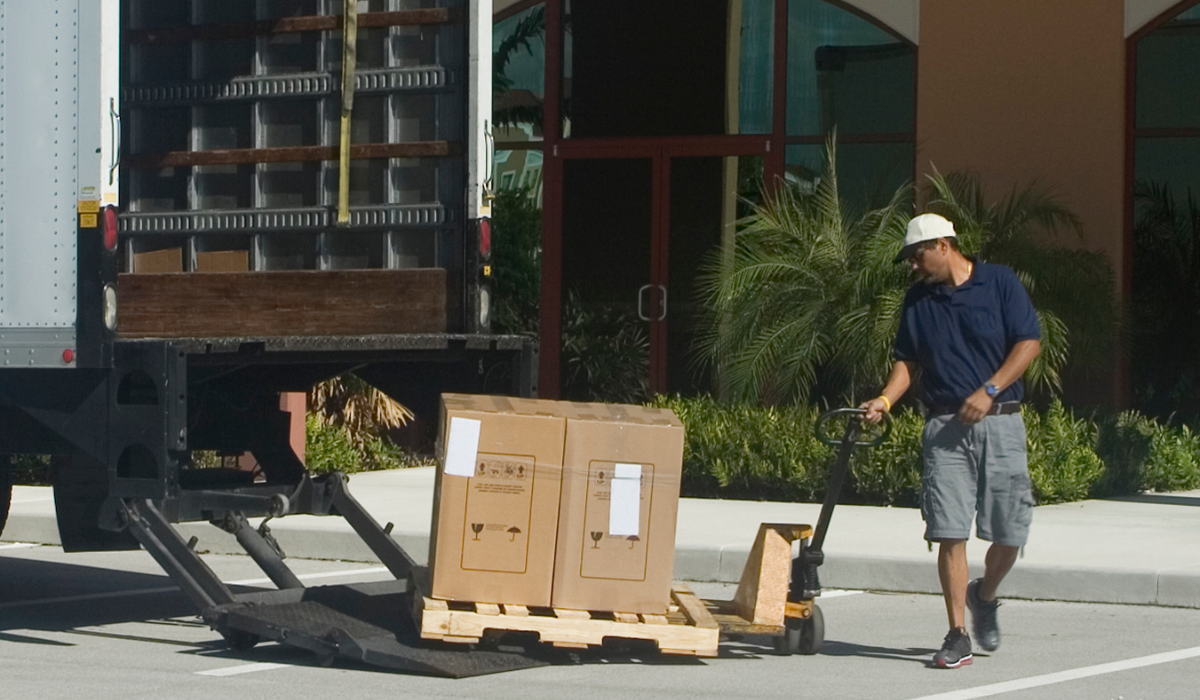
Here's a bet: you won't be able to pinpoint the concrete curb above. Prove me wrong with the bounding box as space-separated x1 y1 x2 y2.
8 477 1200 609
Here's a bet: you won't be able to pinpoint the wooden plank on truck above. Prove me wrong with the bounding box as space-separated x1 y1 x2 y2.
117 269 446 338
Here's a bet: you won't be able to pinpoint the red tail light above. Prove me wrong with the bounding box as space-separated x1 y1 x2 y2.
478 218 491 259
103 206 118 252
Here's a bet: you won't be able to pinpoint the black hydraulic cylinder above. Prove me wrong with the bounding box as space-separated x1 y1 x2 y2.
223 512 304 590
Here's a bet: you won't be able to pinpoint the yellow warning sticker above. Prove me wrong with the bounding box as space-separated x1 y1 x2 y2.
78 200 100 213
483 265 492 277
80 213 98 228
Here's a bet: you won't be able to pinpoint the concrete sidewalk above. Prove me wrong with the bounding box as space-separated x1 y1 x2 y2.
7 467 1200 608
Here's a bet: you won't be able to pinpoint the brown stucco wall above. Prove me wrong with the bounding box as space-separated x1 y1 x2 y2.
916 0 1126 273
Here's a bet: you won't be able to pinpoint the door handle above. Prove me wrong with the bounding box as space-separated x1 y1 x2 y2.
656 284 667 321
637 284 652 321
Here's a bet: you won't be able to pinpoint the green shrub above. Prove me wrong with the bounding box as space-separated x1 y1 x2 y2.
654 395 833 501
1143 424 1200 492
1094 411 1156 496
658 395 1200 506
849 408 924 507
305 414 432 474
1023 401 1104 504
306 414 362 474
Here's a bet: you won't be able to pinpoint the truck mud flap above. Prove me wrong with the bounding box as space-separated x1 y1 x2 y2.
204 580 547 678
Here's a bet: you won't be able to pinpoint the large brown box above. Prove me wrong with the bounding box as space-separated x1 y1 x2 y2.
552 403 685 614
428 394 566 606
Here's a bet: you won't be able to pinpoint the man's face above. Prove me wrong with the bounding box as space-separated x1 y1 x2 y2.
908 239 952 283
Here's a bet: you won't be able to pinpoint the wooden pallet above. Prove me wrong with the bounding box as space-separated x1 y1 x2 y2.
414 583 720 657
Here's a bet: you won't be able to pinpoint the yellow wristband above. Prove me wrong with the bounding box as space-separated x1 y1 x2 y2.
876 395 892 412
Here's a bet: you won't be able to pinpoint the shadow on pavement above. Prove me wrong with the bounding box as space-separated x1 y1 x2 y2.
1106 493 1200 507
820 640 936 665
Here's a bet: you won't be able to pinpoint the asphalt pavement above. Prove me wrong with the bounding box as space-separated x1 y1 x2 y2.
7 467 1200 608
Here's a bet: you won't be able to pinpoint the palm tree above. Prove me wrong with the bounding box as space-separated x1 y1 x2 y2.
924 169 1119 389
308 374 413 469
696 141 1119 407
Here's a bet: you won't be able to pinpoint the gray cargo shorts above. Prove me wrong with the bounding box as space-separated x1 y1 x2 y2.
921 411 1034 546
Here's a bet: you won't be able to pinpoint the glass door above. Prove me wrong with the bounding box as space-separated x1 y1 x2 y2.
555 152 763 401
559 157 655 402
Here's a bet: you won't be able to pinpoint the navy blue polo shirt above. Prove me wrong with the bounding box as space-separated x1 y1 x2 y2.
894 259 1040 411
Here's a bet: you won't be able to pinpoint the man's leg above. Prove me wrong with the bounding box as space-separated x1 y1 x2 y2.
980 543 1019 601
938 539 969 630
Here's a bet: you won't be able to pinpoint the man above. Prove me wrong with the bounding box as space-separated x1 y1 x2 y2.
861 213 1041 669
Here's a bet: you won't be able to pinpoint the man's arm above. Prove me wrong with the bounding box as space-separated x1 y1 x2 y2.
861 360 916 424
957 339 1041 425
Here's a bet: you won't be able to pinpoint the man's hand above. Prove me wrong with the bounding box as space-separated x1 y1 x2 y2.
957 387 993 425
860 397 889 425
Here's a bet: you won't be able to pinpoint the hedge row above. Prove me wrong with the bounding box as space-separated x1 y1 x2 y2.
653 396 1200 506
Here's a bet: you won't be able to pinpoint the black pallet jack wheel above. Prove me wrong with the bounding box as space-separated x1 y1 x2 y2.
773 604 824 656
798 604 824 655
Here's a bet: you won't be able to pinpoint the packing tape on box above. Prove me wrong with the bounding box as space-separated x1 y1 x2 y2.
435 455 684 487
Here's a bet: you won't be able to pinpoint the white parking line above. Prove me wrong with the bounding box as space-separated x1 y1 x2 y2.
196 662 291 677
818 590 863 599
905 645 1200 700
0 542 38 550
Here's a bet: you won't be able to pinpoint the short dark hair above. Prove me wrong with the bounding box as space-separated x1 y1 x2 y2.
917 237 960 252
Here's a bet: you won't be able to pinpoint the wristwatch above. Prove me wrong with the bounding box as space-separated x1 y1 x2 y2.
985 382 998 398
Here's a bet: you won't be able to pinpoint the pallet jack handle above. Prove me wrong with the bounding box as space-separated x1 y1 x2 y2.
794 408 892 600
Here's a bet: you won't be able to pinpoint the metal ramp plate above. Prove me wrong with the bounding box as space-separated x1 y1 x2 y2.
206 580 547 678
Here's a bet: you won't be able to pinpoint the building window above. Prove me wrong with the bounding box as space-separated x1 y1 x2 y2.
784 0 915 210
1131 2 1200 419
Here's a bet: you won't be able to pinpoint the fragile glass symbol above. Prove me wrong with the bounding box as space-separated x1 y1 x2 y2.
471 523 483 540
591 531 603 548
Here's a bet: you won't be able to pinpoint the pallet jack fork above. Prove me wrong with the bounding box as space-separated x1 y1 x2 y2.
704 408 891 655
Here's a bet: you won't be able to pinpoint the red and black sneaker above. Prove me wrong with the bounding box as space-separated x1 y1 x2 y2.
932 628 973 669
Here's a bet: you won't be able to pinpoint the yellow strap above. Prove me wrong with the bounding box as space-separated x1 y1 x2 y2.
337 0 358 226
877 394 892 412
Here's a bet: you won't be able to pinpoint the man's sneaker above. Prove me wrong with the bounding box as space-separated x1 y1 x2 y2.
932 628 973 669
967 578 1001 652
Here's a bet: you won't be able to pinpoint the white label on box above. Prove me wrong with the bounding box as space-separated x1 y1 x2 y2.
609 463 642 537
444 417 481 477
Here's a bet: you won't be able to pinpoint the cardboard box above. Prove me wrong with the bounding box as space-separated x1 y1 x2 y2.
428 394 566 606
552 402 685 614
132 247 182 273
195 250 249 272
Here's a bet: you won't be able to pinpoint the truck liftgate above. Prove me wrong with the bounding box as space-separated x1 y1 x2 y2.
1 335 543 677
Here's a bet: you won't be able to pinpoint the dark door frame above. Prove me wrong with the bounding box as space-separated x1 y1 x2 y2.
551 139 769 395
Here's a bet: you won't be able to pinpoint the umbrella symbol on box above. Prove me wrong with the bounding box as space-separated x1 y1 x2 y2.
627 535 640 549
507 526 522 541
590 531 603 548
471 523 483 540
